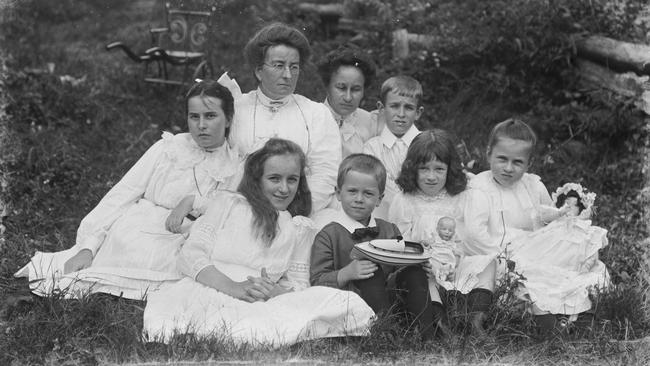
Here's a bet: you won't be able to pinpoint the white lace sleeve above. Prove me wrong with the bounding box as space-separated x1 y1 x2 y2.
279 216 317 291
76 138 166 255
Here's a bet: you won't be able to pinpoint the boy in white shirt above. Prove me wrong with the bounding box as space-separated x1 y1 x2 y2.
363 75 423 219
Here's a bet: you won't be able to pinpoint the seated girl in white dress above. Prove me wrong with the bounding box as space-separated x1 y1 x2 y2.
15 80 242 299
463 118 609 333
388 129 495 334
143 138 374 347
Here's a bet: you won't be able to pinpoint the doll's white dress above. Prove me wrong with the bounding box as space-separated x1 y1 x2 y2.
143 192 374 347
464 171 609 315
388 189 494 294
508 214 609 315
15 132 241 300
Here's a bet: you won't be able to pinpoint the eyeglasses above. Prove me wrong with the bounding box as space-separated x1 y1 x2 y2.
263 62 300 75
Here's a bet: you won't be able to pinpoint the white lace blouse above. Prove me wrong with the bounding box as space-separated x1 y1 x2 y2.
323 99 382 158
230 89 342 213
463 171 553 256
76 132 241 255
178 192 316 291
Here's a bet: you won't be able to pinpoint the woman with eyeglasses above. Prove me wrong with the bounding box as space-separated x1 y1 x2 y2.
16 80 242 300
229 23 342 215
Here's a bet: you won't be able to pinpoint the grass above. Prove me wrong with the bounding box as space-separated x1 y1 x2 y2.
1 1 649 365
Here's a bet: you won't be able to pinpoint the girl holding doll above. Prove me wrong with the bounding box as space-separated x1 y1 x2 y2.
464 118 609 333
143 138 374 347
388 129 496 334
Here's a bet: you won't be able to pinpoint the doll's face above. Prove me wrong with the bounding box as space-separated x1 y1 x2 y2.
437 218 456 241
564 196 581 216
566 197 578 207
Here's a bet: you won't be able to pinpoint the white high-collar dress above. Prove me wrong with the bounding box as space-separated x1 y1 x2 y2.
16 132 242 299
464 171 609 315
230 89 342 214
143 192 374 347
323 98 382 158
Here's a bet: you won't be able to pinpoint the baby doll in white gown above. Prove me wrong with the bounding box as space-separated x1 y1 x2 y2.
424 217 463 298
509 183 609 315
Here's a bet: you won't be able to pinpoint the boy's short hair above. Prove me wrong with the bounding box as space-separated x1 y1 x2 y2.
487 118 538 153
337 154 387 194
379 75 423 106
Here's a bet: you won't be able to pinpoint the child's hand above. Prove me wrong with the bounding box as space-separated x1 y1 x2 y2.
228 280 272 302
260 267 292 298
578 207 593 220
339 259 378 284
421 260 434 279
165 196 195 233
63 249 93 274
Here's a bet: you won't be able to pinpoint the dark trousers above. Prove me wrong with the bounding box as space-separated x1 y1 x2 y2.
354 265 436 338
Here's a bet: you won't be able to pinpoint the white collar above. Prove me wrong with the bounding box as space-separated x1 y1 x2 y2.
332 210 378 233
324 98 356 125
256 88 292 110
379 124 420 148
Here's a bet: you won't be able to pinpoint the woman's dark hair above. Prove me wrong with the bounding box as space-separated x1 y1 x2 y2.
317 44 376 89
185 79 235 137
237 138 312 245
244 22 312 69
555 190 586 213
396 129 467 195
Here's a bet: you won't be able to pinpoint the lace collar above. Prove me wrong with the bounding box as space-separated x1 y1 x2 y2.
256 88 291 113
414 187 451 202
324 98 358 126
161 132 240 181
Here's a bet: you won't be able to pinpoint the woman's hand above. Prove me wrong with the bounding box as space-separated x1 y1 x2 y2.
63 249 93 274
166 196 195 233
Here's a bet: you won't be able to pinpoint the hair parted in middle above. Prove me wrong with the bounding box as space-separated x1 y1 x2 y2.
237 138 312 245
337 153 387 195
396 129 467 195
487 117 538 154
317 43 377 89
185 79 235 136
379 75 423 106
244 22 312 69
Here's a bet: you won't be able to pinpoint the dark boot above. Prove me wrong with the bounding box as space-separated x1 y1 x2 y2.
467 288 493 336
535 313 556 339
431 301 451 338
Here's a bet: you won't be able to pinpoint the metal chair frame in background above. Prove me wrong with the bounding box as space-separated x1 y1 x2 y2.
106 2 217 85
